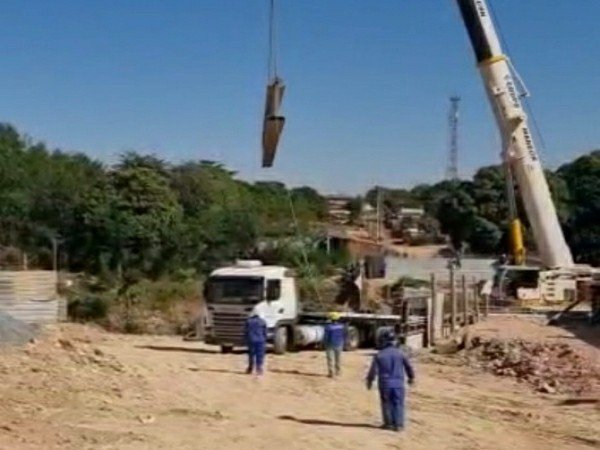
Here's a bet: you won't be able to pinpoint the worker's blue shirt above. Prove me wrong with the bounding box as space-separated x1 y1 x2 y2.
367 345 415 389
245 315 267 344
323 322 345 348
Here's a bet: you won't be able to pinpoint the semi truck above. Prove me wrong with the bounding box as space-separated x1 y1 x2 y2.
202 260 424 354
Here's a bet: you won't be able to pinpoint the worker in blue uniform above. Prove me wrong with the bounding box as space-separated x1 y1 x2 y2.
366 330 415 431
244 308 267 375
323 312 346 378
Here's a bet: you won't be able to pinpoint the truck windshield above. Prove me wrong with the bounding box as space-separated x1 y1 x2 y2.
206 276 264 304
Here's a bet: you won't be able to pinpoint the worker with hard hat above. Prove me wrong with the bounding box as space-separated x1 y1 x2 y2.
244 306 267 375
366 330 415 431
323 311 346 378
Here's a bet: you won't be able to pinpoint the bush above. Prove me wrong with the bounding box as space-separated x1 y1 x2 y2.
105 278 201 334
68 295 110 321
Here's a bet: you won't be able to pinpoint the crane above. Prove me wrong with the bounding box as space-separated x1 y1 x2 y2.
455 0 599 306
456 0 573 269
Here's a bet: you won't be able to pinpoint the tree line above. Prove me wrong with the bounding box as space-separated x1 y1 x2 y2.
362 150 599 265
0 122 598 283
0 124 327 282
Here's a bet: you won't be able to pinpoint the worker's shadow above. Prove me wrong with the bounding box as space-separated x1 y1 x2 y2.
557 398 599 406
136 345 245 354
269 368 327 378
278 415 379 429
191 368 249 375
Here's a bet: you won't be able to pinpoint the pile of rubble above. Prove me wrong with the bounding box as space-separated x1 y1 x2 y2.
467 337 600 395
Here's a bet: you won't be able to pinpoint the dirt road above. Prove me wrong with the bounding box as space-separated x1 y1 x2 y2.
0 317 598 450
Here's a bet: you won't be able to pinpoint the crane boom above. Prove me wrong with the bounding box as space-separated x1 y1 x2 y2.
455 0 574 269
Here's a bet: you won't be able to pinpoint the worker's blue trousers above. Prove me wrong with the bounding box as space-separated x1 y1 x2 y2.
247 342 266 374
379 386 405 428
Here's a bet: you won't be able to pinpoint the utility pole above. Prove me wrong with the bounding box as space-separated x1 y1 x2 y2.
376 187 383 242
52 237 58 274
446 96 461 180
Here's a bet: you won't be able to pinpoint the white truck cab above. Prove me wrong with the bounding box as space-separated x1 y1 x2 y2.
203 260 298 353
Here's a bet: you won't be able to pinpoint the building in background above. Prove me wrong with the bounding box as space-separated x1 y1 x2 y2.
326 196 352 225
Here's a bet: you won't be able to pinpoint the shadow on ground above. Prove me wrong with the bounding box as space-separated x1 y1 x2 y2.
278 415 379 429
136 345 222 354
547 312 600 350
557 398 599 406
188 367 249 376
269 368 327 378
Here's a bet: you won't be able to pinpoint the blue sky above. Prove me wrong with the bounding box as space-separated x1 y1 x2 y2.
1 1 598 194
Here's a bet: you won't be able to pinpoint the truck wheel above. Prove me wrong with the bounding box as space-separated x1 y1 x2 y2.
344 326 360 351
287 326 298 352
274 326 288 355
220 345 233 354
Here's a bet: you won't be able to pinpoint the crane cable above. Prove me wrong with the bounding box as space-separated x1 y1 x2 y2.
286 189 325 308
264 0 325 308
267 0 278 80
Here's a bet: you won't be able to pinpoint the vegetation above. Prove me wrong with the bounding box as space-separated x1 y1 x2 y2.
0 124 331 330
0 123 598 330
0 125 328 276
367 152 600 265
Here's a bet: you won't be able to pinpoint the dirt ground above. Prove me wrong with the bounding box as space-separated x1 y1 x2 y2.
0 316 598 450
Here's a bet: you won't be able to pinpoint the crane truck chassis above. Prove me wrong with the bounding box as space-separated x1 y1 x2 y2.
202 260 425 354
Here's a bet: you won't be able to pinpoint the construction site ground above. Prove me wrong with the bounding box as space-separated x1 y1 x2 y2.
0 316 598 450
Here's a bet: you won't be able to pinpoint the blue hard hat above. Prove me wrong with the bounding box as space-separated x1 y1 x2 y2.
381 329 395 343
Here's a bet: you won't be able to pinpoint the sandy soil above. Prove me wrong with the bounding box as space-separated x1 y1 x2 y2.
0 317 598 450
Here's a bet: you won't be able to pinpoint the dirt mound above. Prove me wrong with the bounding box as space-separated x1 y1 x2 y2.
0 311 37 346
467 337 600 395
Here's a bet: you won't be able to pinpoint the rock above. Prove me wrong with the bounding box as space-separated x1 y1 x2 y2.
58 339 75 351
137 414 156 425
538 383 556 394
434 340 461 355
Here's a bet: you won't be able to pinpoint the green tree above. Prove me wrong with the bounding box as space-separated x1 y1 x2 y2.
435 185 477 251
346 196 363 224
558 150 600 265
467 216 502 254
471 165 508 226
